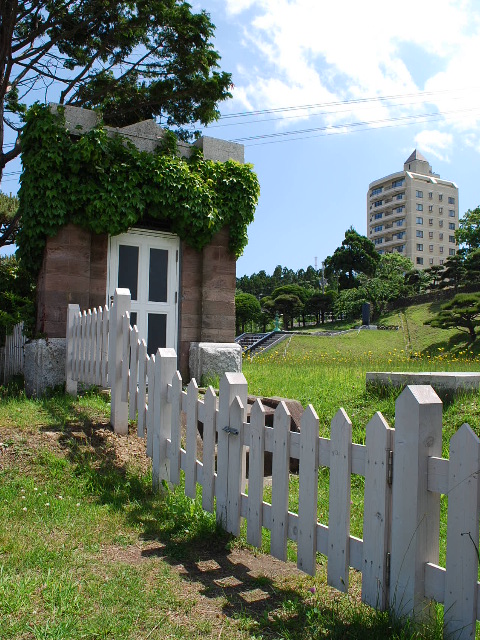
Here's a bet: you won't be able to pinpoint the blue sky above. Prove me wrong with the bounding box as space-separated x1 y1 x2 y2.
3 0 480 278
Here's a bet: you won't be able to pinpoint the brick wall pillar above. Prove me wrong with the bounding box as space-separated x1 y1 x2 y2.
35 224 108 337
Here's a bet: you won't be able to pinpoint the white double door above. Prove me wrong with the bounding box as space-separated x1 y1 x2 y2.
107 229 179 354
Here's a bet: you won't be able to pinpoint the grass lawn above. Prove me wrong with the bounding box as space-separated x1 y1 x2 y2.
1 300 478 638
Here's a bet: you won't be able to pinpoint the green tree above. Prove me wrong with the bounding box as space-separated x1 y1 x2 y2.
0 0 232 245
0 192 20 248
0 255 35 342
324 227 380 289
439 254 466 291
456 206 480 253
305 290 337 324
273 294 303 330
464 249 480 284
425 293 480 343
235 293 261 334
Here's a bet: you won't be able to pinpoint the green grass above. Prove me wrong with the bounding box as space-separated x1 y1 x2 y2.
2 301 478 638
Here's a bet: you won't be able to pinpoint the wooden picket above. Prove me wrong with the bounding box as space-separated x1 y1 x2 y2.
65 291 480 638
2 321 26 384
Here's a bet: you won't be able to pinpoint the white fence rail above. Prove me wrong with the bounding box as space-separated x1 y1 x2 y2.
2 321 25 385
66 289 480 639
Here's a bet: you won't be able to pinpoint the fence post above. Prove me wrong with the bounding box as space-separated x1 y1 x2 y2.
390 385 442 621
66 303 79 396
216 372 248 529
108 288 131 435
152 347 177 491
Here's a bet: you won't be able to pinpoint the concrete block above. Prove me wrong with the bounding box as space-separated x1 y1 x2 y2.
189 342 242 383
50 104 100 133
196 136 244 163
24 339 67 397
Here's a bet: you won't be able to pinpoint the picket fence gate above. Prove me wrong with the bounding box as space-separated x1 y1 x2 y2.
2 321 25 385
66 289 480 639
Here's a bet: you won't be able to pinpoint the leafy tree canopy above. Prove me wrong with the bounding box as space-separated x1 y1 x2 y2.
324 227 380 289
456 206 480 253
0 0 233 228
425 293 480 343
0 192 20 247
235 293 261 334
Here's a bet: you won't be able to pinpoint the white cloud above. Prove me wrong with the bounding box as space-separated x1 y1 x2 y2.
221 0 480 147
414 130 453 162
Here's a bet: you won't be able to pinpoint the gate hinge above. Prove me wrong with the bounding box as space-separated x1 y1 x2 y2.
223 425 239 436
386 552 391 588
387 449 393 485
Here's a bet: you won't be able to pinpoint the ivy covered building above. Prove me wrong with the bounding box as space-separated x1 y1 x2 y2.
19 105 259 393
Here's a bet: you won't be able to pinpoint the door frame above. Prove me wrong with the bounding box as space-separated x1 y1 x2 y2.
106 228 180 352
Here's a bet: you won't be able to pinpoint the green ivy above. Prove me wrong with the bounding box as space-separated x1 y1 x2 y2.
17 104 260 275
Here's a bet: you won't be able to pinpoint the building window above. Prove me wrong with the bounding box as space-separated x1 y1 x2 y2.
374 212 383 219
396 232 405 239
377 249 384 254
429 231 434 238
371 187 383 197
439 194 443 201
449 222 455 230
429 218 433 225
429 258 434 265
416 190 423 198
396 219 404 226
428 192 433 199
416 203 423 211
449 248 456 256
416 216 423 224
396 194 403 200
374 225 383 232
449 235 455 243
396 206 404 213
392 179 404 188
439 233 444 240
429 205 433 212
417 243 423 251
416 230 423 238
440 259 444 265
449 210 455 217
395 245 405 253
429 245 434 252
374 200 383 207
448 196 455 204
374 238 383 245
416 257 424 265
440 246 444 253
439 220 443 227
439 207 443 213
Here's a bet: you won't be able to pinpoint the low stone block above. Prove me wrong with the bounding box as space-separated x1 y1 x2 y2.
24 339 66 397
189 342 242 383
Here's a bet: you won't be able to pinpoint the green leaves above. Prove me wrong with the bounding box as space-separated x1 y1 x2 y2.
17 105 259 277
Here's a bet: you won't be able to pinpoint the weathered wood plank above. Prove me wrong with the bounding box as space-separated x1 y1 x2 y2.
121 313 130 403
95 307 102 385
226 396 246 536
146 354 155 458
137 342 147 437
152 349 177 491
327 408 352 593
185 379 199 499
201 387 217 512
247 399 266 548
270 402 291 562
169 371 183 486
362 412 393 610
297 404 319 576
128 327 139 420
444 424 480 639
102 306 109 387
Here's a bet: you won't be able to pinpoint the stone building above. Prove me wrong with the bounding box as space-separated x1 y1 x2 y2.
367 150 459 269
27 106 247 394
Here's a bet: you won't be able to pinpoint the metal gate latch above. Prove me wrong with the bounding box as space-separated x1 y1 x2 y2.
222 426 239 436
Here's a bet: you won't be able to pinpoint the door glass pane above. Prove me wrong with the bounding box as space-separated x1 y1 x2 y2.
118 245 139 301
129 312 137 328
147 313 167 354
149 248 168 302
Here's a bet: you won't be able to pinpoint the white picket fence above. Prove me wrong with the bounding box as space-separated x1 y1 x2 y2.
2 321 25 385
66 289 480 639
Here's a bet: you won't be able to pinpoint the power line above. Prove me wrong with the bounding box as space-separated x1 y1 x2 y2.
216 87 478 122
232 106 480 145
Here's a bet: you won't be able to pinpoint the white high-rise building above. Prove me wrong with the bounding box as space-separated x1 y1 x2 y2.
367 150 459 269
